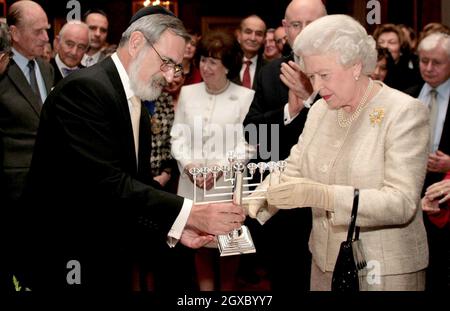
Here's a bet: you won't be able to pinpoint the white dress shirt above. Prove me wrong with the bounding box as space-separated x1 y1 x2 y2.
418 78 450 152
11 47 48 102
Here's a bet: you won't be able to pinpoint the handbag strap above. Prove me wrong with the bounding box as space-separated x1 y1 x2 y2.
346 189 360 242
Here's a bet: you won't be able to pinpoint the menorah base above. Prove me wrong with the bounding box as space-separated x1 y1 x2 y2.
217 225 256 256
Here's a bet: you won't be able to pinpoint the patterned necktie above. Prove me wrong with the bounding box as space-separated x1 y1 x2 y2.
428 89 439 152
130 96 142 164
242 60 252 89
27 60 42 104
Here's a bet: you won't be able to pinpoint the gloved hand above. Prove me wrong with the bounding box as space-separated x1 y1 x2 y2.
267 177 334 211
244 198 279 225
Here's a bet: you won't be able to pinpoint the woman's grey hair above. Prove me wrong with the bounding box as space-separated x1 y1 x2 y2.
0 22 11 53
294 14 377 75
418 32 450 58
119 14 189 47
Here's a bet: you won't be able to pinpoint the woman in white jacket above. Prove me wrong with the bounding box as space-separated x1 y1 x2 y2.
171 30 255 291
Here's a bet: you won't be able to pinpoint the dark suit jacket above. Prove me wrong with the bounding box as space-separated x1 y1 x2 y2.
231 53 267 91
243 54 311 161
0 58 54 203
22 57 184 290
405 83 450 191
242 54 313 292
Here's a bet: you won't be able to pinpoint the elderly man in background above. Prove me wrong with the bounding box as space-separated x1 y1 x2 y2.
406 31 450 292
0 0 53 208
0 0 53 292
51 21 89 84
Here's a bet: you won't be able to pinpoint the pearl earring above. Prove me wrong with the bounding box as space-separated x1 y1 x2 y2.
354 75 359 81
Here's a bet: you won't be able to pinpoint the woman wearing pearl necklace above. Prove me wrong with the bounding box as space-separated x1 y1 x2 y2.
247 15 430 291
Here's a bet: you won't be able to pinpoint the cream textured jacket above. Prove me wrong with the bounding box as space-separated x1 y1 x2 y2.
254 83 429 276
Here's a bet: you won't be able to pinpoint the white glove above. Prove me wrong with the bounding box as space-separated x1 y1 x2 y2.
267 178 334 211
244 198 279 225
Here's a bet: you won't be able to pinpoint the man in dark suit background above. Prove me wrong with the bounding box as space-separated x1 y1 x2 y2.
0 0 53 206
232 14 267 90
405 31 450 292
81 9 109 67
242 0 326 291
20 6 245 291
50 21 89 85
0 0 54 292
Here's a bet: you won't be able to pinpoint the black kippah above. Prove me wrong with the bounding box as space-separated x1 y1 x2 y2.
129 5 175 25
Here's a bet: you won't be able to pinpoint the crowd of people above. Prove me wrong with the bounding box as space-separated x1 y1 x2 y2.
0 0 449 292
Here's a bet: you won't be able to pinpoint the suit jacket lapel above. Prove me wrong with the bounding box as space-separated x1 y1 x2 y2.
37 58 54 93
7 60 42 115
100 57 138 173
438 96 450 154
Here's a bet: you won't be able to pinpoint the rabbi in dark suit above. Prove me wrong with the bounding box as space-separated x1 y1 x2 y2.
21 6 244 291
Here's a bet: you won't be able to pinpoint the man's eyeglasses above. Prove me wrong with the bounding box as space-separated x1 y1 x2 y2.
150 45 183 78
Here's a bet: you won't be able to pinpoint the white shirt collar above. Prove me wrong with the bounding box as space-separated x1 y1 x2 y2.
243 54 258 65
111 52 135 101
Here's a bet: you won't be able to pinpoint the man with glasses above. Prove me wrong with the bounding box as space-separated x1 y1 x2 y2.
51 21 89 85
20 6 244 291
243 0 326 292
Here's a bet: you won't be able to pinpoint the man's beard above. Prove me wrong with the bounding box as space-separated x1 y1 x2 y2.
129 46 166 101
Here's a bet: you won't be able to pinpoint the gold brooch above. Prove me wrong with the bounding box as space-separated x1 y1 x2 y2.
369 108 385 126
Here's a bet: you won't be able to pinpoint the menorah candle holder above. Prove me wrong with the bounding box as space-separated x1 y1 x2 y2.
189 151 287 256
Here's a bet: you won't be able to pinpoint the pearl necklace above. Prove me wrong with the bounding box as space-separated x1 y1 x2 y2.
205 80 230 95
337 79 374 128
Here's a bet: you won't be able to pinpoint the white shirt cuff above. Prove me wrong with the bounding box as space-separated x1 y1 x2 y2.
167 198 193 247
284 103 299 125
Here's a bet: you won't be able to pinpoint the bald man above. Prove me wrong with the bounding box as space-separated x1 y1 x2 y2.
51 21 89 84
243 0 326 292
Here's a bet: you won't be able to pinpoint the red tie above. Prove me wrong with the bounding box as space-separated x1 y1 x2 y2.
242 60 252 89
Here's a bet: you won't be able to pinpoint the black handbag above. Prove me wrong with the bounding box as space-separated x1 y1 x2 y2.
331 189 367 292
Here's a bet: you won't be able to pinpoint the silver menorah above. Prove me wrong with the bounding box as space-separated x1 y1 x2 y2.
189 151 287 256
